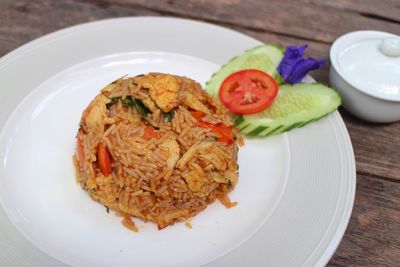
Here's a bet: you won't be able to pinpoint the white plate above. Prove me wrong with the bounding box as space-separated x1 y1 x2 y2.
0 17 355 267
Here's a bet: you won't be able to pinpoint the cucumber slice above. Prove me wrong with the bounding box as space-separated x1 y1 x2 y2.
235 83 341 137
205 45 285 95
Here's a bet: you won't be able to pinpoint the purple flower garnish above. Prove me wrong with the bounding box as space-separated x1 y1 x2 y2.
277 45 324 84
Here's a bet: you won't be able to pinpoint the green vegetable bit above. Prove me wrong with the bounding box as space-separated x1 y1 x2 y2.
106 95 160 129
233 114 244 126
164 111 174 122
226 179 233 189
132 98 159 129
132 98 151 118
121 96 134 106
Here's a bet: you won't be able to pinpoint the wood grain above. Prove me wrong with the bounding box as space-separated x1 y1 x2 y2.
1 0 400 265
0 0 159 56
83 0 400 43
328 175 400 266
301 0 400 23
342 112 400 181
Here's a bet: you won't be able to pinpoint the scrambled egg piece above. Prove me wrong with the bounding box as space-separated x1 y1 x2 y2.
136 74 180 113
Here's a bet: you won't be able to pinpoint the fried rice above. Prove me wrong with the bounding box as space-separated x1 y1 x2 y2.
73 73 241 231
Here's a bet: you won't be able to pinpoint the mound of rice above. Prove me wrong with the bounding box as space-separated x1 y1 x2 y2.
73 73 242 231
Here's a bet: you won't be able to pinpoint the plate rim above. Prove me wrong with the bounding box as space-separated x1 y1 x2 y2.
310 111 356 267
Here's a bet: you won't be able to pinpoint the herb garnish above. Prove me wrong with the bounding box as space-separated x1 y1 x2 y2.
277 45 324 84
226 179 232 189
105 96 159 129
121 96 134 106
133 98 159 129
164 111 174 122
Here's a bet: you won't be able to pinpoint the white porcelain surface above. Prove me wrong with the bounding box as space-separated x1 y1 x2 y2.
380 37 400 57
0 17 355 267
330 30 400 122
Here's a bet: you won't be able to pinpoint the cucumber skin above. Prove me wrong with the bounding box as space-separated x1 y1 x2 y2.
205 44 285 96
235 83 341 137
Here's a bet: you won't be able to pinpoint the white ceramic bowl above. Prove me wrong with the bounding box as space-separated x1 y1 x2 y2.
329 31 400 123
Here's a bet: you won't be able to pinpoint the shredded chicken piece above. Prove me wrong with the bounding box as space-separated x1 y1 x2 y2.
181 168 209 196
185 220 192 229
178 90 211 115
159 138 180 170
224 169 238 187
176 141 213 169
201 115 221 125
122 216 138 232
158 209 189 229
199 153 226 171
199 145 229 171
81 94 110 133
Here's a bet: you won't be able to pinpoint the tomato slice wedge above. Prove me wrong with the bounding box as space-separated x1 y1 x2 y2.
76 131 85 168
190 111 205 121
219 69 278 114
143 125 160 140
98 143 112 176
190 111 234 144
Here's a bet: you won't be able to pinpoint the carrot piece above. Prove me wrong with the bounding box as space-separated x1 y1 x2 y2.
143 126 160 140
197 120 234 145
210 124 234 144
76 132 85 167
98 143 112 176
190 111 205 120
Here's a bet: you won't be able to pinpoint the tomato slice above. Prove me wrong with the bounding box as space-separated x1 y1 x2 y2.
219 69 278 114
205 123 234 145
190 111 234 144
76 131 85 168
143 126 160 140
98 143 112 176
190 111 206 121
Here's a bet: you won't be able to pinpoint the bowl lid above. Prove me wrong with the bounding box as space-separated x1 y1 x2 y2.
330 31 400 102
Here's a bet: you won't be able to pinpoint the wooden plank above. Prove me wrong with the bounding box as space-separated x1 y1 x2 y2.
341 111 400 181
328 174 400 266
0 0 159 56
300 0 400 24
85 0 400 43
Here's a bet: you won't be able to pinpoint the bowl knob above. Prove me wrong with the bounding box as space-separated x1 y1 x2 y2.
380 37 400 57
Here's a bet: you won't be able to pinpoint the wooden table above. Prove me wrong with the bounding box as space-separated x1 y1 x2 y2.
1 0 399 266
